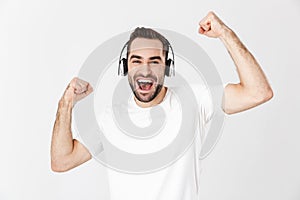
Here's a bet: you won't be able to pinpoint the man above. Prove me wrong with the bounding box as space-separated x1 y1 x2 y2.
51 11 273 199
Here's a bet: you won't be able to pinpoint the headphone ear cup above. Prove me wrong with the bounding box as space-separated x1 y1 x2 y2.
122 58 128 76
165 59 172 77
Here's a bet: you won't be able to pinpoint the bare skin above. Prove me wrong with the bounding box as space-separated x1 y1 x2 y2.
51 11 273 172
198 11 273 114
51 78 93 172
127 38 168 108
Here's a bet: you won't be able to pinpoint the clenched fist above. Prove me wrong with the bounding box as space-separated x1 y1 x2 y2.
198 11 230 38
61 77 93 107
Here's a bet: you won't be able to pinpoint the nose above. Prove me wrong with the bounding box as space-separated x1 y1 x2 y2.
139 64 152 76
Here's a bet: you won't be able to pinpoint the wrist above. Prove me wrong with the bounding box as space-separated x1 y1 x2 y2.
59 98 74 108
219 26 234 42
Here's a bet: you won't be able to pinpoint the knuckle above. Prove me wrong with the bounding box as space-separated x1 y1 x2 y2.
71 77 78 82
208 11 215 15
70 78 78 87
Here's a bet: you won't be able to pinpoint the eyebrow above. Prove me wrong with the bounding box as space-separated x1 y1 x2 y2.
149 56 162 61
129 55 163 61
129 55 142 60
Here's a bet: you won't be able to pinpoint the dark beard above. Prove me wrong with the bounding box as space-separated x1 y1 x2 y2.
130 84 163 103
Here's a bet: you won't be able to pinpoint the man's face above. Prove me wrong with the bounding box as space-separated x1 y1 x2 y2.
127 38 166 103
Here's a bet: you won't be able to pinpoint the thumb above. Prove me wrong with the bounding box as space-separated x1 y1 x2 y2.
74 83 94 101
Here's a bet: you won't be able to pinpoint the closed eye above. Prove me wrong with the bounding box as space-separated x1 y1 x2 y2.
132 60 142 64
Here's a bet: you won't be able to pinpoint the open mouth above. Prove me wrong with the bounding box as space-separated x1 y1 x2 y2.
136 78 155 92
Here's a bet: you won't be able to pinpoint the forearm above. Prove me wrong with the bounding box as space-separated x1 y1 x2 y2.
220 28 273 97
198 11 273 114
51 99 74 166
50 78 93 171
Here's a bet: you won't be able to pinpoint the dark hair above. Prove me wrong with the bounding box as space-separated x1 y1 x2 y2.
126 27 170 59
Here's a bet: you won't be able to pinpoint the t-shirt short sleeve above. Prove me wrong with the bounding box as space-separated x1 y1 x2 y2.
193 85 214 145
192 83 226 157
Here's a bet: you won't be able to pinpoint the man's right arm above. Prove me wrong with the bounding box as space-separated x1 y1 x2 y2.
51 77 93 172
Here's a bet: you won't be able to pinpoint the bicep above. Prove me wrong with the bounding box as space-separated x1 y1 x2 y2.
223 83 260 114
70 139 92 168
51 139 91 172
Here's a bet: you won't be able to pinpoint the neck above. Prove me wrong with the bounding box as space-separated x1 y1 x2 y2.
134 86 168 108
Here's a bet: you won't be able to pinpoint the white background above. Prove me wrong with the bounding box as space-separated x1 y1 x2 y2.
0 0 299 199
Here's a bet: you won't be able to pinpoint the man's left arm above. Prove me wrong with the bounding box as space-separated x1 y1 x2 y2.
199 11 273 114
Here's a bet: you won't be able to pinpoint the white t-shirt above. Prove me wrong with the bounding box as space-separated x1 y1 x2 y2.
91 85 216 200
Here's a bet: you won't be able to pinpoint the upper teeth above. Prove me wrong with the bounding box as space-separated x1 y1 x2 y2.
137 79 153 84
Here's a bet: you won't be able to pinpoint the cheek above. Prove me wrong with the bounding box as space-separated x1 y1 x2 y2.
152 66 166 75
127 65 138 75
127 64 133 72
